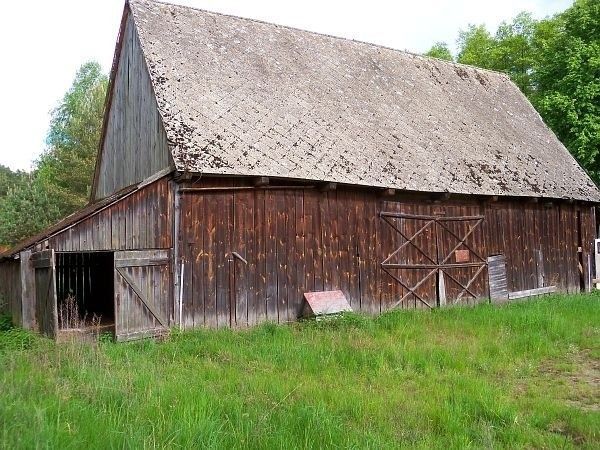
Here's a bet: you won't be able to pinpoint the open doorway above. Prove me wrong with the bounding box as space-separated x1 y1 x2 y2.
55 252 114 336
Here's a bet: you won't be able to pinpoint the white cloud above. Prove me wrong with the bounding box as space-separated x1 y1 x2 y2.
0 0 572 171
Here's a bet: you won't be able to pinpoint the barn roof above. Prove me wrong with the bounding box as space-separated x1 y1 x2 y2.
129 0 599 201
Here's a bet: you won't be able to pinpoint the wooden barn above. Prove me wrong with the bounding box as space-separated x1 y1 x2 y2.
1 0 599 341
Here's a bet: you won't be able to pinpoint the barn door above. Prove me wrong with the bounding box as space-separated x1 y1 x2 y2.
380 212 487 308
31 249 58 338
114 250 171 341
434 215 487 305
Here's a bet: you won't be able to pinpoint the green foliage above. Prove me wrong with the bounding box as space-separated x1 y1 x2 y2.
424 42 454 61
0 314 12 332
0 62 107 247
0 181 60 246
36 62 108 217
457 24 497 69
0 294 598 448
457 13 537 95
0 328 36 352
493 12 537 96
532 0 600 183
0 165 27 199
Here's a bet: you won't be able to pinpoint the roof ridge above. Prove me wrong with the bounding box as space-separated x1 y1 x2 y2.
129 0 510 79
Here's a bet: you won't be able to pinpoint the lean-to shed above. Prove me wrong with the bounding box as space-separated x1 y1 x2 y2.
1 0 599 340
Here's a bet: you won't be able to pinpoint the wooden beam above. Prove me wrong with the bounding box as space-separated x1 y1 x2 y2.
318 182 337 192
379 188 396 197
431 192 451 203
174 171 193 182
508 286 557 300
487 195 499 203
180 185 315 193
253 176 270 187
138 167 174 189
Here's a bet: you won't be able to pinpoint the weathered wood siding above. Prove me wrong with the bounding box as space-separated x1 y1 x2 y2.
114 250 172 341
179 179 595 328
48 178 173 252
94 12 171 200
0 259 22 326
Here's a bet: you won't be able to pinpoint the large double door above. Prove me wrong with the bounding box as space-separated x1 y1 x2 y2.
380 211 488 307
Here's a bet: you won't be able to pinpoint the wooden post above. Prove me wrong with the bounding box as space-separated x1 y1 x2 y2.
19 250 36 331
172 182 182 326
588 253 592 293
535 249 544 288
595 239 600 290
438 270 446 306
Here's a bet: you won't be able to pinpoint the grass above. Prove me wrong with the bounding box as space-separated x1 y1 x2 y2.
0 293 599 449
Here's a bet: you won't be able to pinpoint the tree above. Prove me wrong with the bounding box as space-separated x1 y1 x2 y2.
532 0 600 183
425 42 453 61
0 181 60 247
0 164 27 199
0 62 108 247
456 25 497 69
36 61 108 217
493 12 537 95
456 14 537 95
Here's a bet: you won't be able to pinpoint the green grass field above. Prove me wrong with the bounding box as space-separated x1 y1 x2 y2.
1 294 598 449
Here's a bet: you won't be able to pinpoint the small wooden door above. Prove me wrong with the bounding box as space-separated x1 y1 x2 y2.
114 250 171 341
31 249 58 338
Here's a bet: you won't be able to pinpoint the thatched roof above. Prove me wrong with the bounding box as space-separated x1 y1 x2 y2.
130 0 600 201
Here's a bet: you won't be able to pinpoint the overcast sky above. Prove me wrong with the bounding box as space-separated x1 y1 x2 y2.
0 0 571 171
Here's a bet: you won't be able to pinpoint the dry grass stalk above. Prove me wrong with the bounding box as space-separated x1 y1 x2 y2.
58 295 102 331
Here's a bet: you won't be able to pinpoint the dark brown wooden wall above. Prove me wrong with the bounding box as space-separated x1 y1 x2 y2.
47 178 173 252
179 179 595 328
0 259 22 326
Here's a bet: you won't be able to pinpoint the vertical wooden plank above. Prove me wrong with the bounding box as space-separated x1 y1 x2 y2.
204 190 218 328
233 190 249 327
357 192 368 311
20 250 35 330
254 189 266 324
348 190 360 308
185 192 198 328
265 190 278 321
320 192 332 291
244 190 256 326
329 190 340 293
303 190 318 292
293 190 306 320
365 192 379 313
275 191 288 323
216 189 233 328
285 189 297 322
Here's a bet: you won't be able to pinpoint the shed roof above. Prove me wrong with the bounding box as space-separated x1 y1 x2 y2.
130 0 598 201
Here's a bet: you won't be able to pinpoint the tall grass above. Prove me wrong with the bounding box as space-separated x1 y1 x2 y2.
1 293 598 449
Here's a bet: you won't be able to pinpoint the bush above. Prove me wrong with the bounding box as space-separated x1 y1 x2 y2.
0 313 13 331
0 328 36 351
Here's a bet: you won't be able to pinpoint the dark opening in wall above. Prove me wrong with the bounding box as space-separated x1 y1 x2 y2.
55 252 114 329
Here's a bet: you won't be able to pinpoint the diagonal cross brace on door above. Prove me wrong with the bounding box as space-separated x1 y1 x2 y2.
380 212 487 308
116 267 167 327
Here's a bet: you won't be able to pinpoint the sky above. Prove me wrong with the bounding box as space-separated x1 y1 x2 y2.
0 0 572 172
